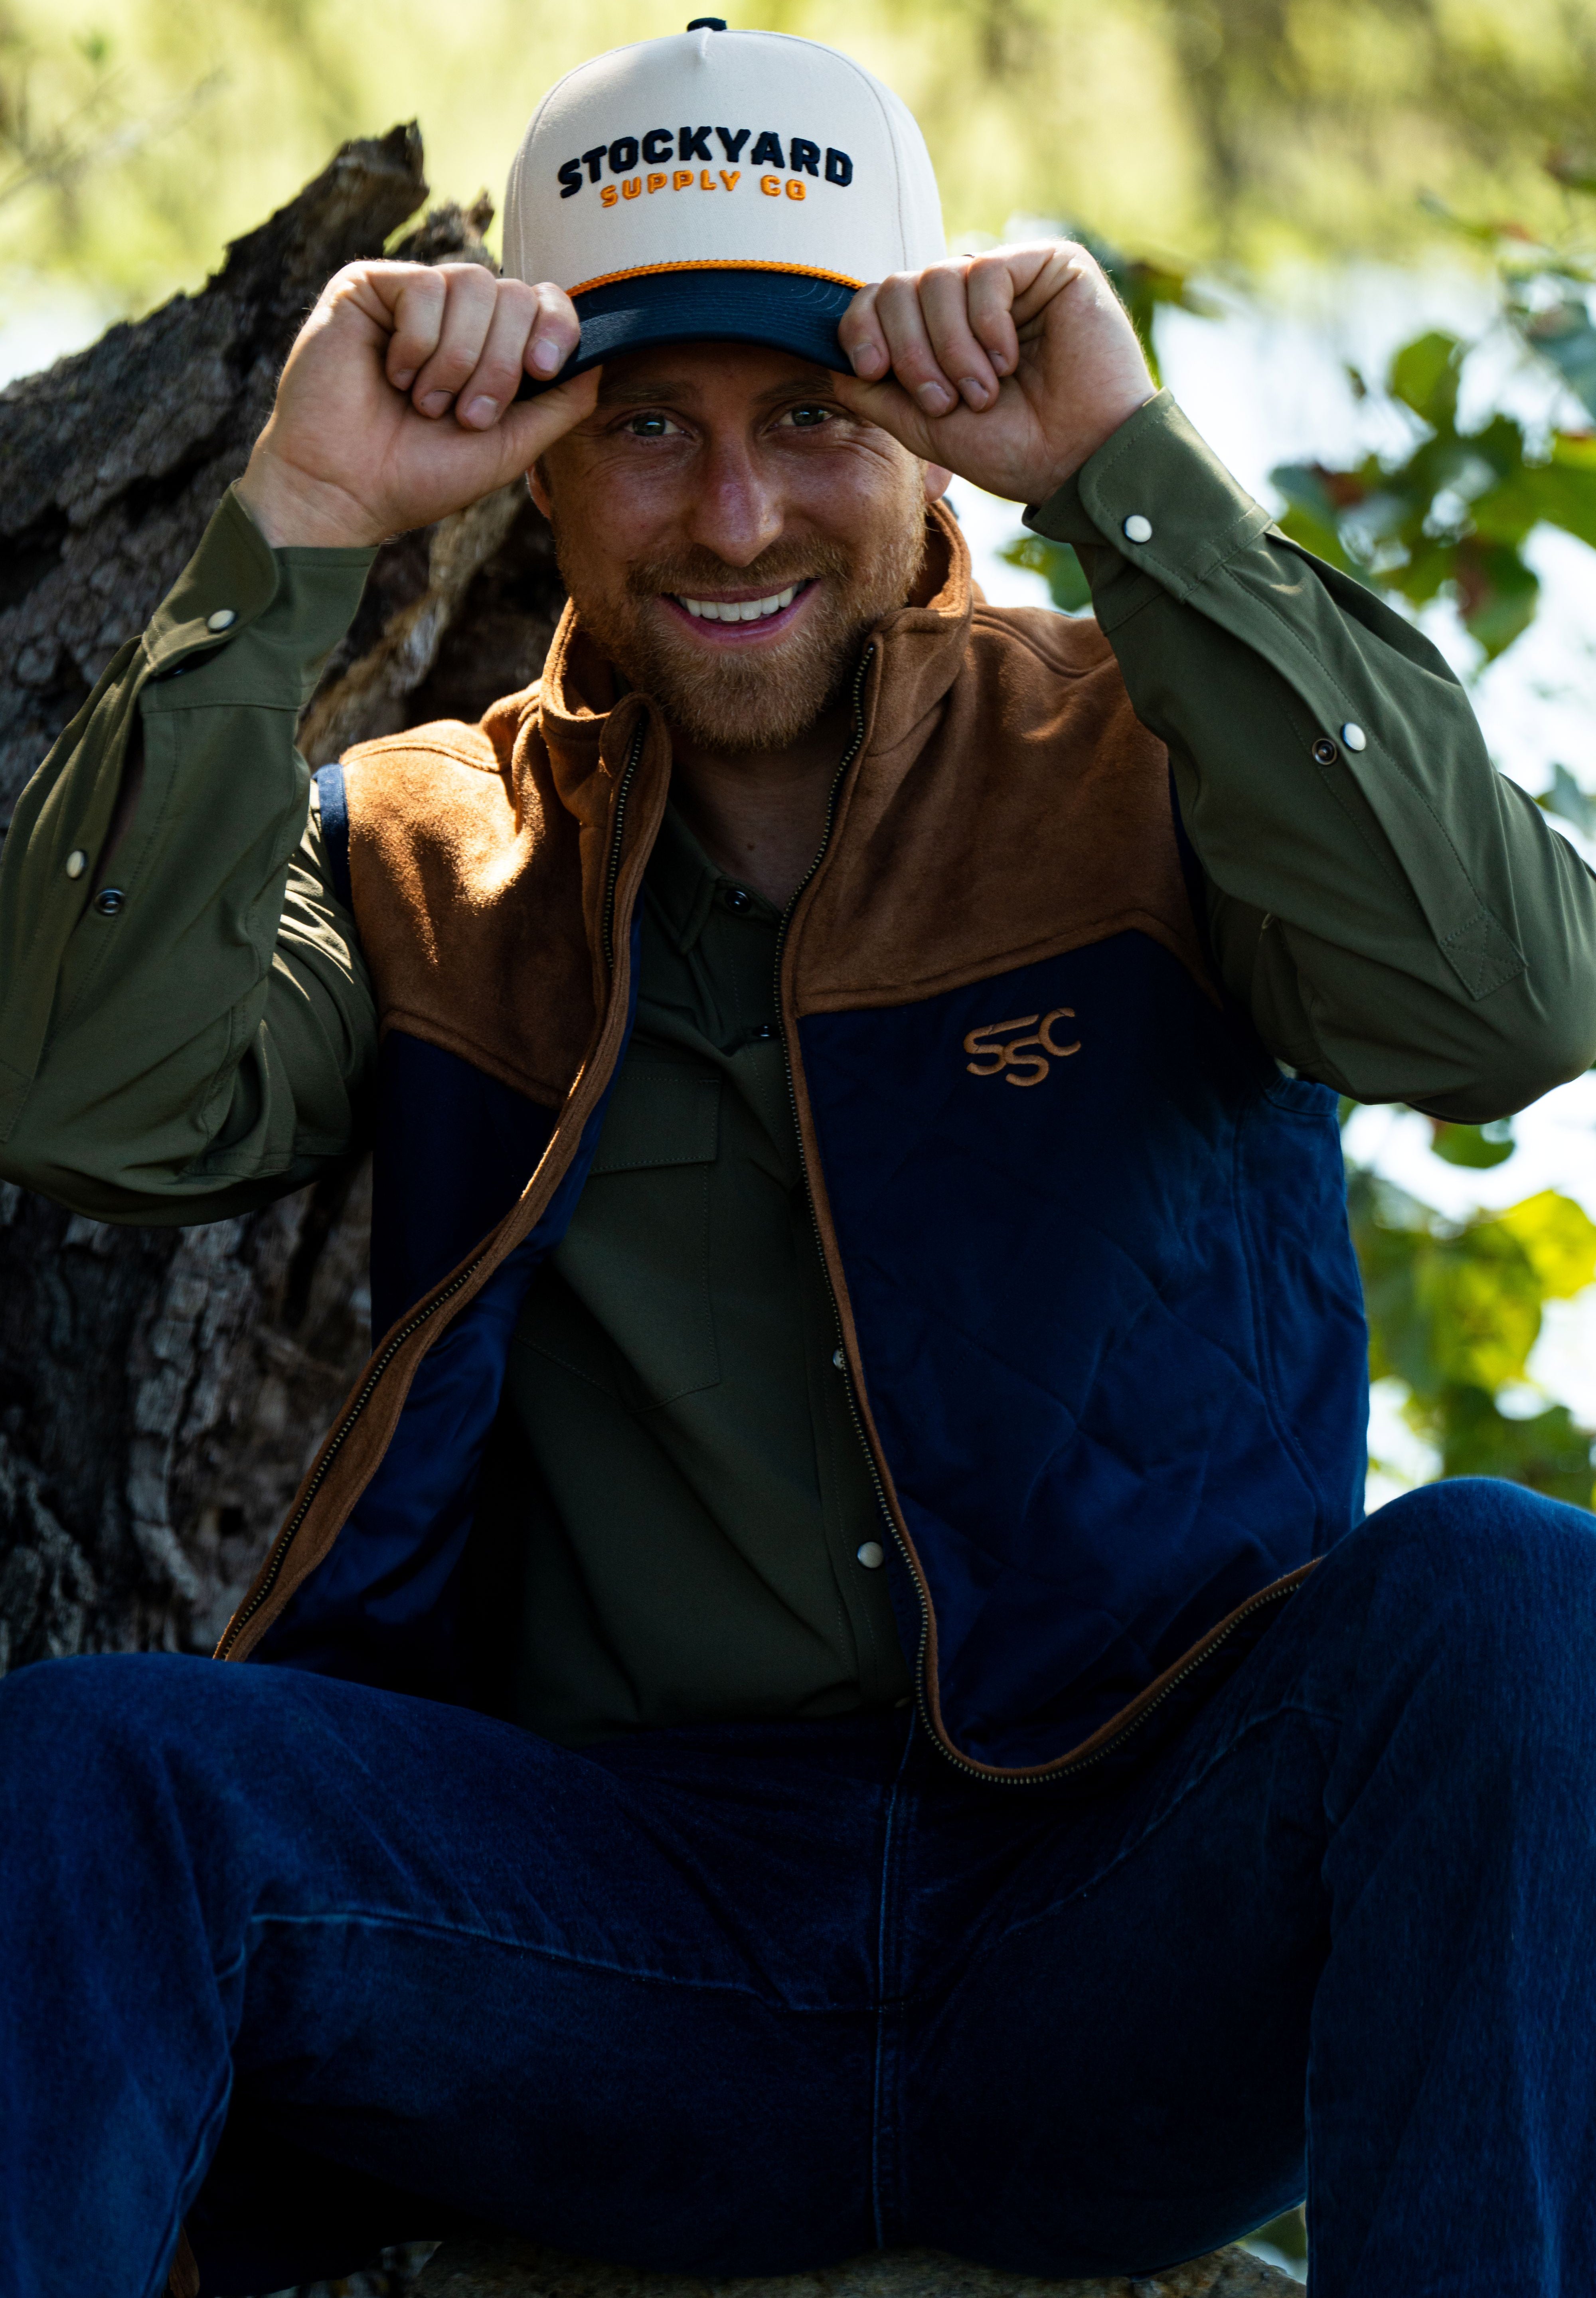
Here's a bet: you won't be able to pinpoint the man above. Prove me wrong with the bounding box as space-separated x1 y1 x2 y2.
3 22 1596 2298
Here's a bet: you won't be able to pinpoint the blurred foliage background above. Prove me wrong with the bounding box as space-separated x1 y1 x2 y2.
6 0 1596 1537
12 0 1596 300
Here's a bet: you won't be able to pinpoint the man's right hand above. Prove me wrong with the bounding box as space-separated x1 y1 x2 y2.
235 261 597 549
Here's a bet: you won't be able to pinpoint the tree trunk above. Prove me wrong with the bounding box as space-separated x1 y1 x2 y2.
0 126 567 1679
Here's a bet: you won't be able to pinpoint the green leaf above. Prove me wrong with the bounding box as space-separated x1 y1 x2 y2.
1537 762 1596 835
1389 331 1462 428
1497 1188 1596 1298
1430 1118 1515 1168
1520 295 1596 424
1451 539 1540 658
1000 533 1093 614
1428 1383 1595 1505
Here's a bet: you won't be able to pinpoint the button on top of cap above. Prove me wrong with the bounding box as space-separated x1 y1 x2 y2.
205 608 237 633
686 16 727 26
1122 514 1153 543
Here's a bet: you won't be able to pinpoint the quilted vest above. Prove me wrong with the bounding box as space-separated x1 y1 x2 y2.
220 502 1368 1782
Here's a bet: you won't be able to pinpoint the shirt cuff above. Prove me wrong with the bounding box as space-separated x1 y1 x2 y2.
1023 389 1274 602
141 486 377 711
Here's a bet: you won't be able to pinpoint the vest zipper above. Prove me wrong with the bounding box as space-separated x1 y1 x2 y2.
770 644 941 1742
218 722 646 1663
772 655 1304 1791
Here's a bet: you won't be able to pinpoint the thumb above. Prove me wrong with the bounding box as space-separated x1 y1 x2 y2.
830 371 938 461
488 366 603 478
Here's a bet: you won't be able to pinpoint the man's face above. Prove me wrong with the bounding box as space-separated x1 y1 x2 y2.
531 342 944 752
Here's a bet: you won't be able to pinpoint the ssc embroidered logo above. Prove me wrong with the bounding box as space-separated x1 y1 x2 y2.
963 1009 1080 1089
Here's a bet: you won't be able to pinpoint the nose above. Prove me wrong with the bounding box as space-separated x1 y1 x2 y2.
683 430 786 566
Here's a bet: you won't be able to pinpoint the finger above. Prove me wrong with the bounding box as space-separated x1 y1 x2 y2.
377 267 446 393
1009 241 1089 330
965 253 1020 379
872 272 959 418
455 279 539 428
409 263 500 418
838 281 891 382
525 281 583 381
918 262 1001 409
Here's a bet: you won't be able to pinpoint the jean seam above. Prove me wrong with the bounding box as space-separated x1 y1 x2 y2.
139 2056 233 2298
994 1696 1343 1949
247 1910 844 2011
871 1723 917 2247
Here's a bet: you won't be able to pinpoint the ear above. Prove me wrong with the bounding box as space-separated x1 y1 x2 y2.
528 459 553 519
921 461 953 505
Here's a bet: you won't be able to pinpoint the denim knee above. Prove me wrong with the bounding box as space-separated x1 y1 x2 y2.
1348 1476 1596 1702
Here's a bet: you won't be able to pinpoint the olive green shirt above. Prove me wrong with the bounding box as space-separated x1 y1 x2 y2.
497 803 911 1741
4 391 1594 1735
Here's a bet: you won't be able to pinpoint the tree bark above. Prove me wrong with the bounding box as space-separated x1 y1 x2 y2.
0 126 567 1678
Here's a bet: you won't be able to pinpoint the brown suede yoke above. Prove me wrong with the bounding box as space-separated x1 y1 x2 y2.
786 503 1209 1017
340 613 670 1111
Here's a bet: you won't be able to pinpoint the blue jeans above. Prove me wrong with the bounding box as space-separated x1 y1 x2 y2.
4 1479 1596 2298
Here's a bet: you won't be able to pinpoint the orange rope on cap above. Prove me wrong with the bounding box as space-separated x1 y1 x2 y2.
569 257 866 297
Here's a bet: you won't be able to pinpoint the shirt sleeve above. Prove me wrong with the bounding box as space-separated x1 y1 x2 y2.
1026 390 1596 1121
0 486 380 1223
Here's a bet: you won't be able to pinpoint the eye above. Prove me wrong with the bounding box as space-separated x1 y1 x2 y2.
778 403 836 430
620 411 686 438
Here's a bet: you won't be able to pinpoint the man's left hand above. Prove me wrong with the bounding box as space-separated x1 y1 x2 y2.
833 244 1155 505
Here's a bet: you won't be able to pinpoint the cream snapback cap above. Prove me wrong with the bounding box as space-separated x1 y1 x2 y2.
502 20 945 381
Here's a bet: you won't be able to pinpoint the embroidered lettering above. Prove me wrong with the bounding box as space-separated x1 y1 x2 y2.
719 169 741 192
673 168 694 190
699 168 717 189
608 135 640 173
716 126 751 161
750 130 785 168
622 176 642 199
557 157 582 198
581 145 606 183
600 184 618 207
643 128 674 164
963 1009 1080 1088
785 178 806 201
678 124 714 161
825 147 853 185
789 136 821 176
647 172 668 193
760 174 782 196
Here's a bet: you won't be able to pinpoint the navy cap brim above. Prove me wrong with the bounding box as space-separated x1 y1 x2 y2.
515 266 857 397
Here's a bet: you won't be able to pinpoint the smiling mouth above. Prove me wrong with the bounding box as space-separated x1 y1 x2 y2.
662 578 815 634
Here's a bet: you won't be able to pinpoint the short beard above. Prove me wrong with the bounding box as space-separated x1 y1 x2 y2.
548 485 928 753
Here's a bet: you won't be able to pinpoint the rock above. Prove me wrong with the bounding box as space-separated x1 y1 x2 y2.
413 2239 1300 2298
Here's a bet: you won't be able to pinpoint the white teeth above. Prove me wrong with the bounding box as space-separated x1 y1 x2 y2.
678 585 798 623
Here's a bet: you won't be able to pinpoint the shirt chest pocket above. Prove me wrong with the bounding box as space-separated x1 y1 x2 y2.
541 1056 723 1407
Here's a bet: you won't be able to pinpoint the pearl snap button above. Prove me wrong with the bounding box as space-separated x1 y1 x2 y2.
1341 722 1367 751
832 1348 845 1371
205 608 237 633
1122 514 1153 543
65 849 87 879
856 1541 885 1570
